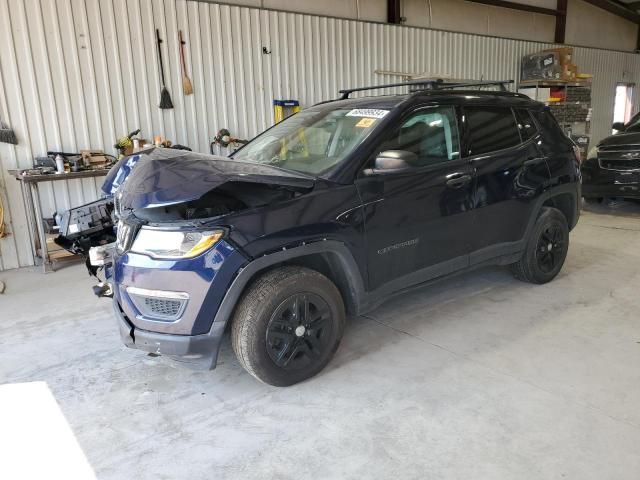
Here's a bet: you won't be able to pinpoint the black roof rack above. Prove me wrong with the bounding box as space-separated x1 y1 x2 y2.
338 79 514 99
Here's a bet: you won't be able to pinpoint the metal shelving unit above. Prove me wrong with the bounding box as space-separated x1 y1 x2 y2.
518 79 593 159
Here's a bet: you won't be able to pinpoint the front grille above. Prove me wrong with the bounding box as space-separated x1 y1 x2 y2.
598 149 640 171
599 159 640 171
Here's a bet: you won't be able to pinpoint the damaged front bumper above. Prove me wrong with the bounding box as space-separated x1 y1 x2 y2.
110 238 247 369
114 300 227 369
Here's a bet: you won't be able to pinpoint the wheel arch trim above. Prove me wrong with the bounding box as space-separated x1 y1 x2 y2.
211 240 366 330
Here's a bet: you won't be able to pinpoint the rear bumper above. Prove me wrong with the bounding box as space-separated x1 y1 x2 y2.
115 300 226 369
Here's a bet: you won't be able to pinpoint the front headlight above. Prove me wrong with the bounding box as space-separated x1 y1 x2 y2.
587 146 599 160
131 228 224 259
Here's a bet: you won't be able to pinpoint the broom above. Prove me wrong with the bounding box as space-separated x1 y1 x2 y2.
179 30 193 95
0 119 17 145
155 29 173 109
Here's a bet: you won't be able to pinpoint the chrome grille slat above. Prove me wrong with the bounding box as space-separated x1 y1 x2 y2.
598 149 640 172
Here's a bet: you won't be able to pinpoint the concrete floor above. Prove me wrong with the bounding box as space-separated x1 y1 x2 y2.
1 206 640 479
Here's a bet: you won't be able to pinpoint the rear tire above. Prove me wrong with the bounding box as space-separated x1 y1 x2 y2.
510 207 569 284
231 266 345 386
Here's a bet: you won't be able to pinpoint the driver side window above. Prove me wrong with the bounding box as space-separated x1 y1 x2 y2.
379 106 460 167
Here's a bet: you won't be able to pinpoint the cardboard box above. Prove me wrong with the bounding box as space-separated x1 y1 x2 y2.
80 149 108 166
544 47 573 66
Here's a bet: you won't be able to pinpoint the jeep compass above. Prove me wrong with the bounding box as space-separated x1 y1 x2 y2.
77 80 581 386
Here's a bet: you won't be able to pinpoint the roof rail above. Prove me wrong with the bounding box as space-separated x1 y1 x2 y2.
338 79 514 99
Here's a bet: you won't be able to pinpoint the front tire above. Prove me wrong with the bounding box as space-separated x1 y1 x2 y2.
510 207 569 284
231 266 345 386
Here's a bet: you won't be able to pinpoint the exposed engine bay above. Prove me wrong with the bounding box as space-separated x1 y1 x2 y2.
54 148 315 282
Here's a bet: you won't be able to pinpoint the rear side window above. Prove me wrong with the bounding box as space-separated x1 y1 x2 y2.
464 107 521 155
532 108 570 144
513 109 538 141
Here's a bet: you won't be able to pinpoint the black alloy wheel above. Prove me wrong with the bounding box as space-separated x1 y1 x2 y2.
265 293 333 370
231 266 345 386
535 224 565 274
510 206 569 284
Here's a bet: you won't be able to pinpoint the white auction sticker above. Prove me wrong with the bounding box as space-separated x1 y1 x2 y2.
346 109 389 119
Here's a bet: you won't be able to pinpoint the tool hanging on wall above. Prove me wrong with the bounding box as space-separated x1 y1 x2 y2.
273 99 300 123
0 119 17 145
210 128 248 155
155 29 174 109
273 100 307 158
178 30 193 96
0 190 8 239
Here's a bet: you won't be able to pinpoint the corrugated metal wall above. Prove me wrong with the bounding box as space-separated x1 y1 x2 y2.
0 0 639 270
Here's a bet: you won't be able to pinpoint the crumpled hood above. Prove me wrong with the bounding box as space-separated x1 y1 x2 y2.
598 131 640 148
107 148 315 210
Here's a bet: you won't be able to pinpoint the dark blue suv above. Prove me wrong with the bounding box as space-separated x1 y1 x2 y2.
93 80 581 386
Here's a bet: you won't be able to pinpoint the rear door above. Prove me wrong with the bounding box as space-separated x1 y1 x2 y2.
356 104 475 294
462 106 550 263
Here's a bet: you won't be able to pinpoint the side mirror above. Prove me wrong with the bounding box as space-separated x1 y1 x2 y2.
363 150 417 176
612 122 626 131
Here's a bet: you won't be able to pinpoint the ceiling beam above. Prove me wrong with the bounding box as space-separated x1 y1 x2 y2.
464 0 564 16
579 0 640 23
387 0 401 23
555 0 568 43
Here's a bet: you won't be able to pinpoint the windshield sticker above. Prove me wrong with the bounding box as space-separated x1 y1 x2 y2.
355 118 377 128
346 109 389 119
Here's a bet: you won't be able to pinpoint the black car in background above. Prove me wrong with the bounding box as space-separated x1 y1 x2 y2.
582 113 640 202
86 80 581 386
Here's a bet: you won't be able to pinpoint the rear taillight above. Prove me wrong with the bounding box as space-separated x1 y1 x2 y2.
572 145 583 164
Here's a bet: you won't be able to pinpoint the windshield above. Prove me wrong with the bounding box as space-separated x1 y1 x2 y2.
232 106 390 175
624 113 640 133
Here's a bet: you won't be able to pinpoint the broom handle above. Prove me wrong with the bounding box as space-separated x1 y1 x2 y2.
179 30 187 75
155 29 167 86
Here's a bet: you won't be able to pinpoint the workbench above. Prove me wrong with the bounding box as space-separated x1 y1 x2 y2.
8 169 109 273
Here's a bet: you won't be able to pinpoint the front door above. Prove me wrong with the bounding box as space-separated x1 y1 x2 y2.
356 105 475 294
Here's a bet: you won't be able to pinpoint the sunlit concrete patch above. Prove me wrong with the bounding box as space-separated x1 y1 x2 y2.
0 381 96 480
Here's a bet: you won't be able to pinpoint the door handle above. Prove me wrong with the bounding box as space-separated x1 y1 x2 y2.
524 157 546 167
446 173 472 188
